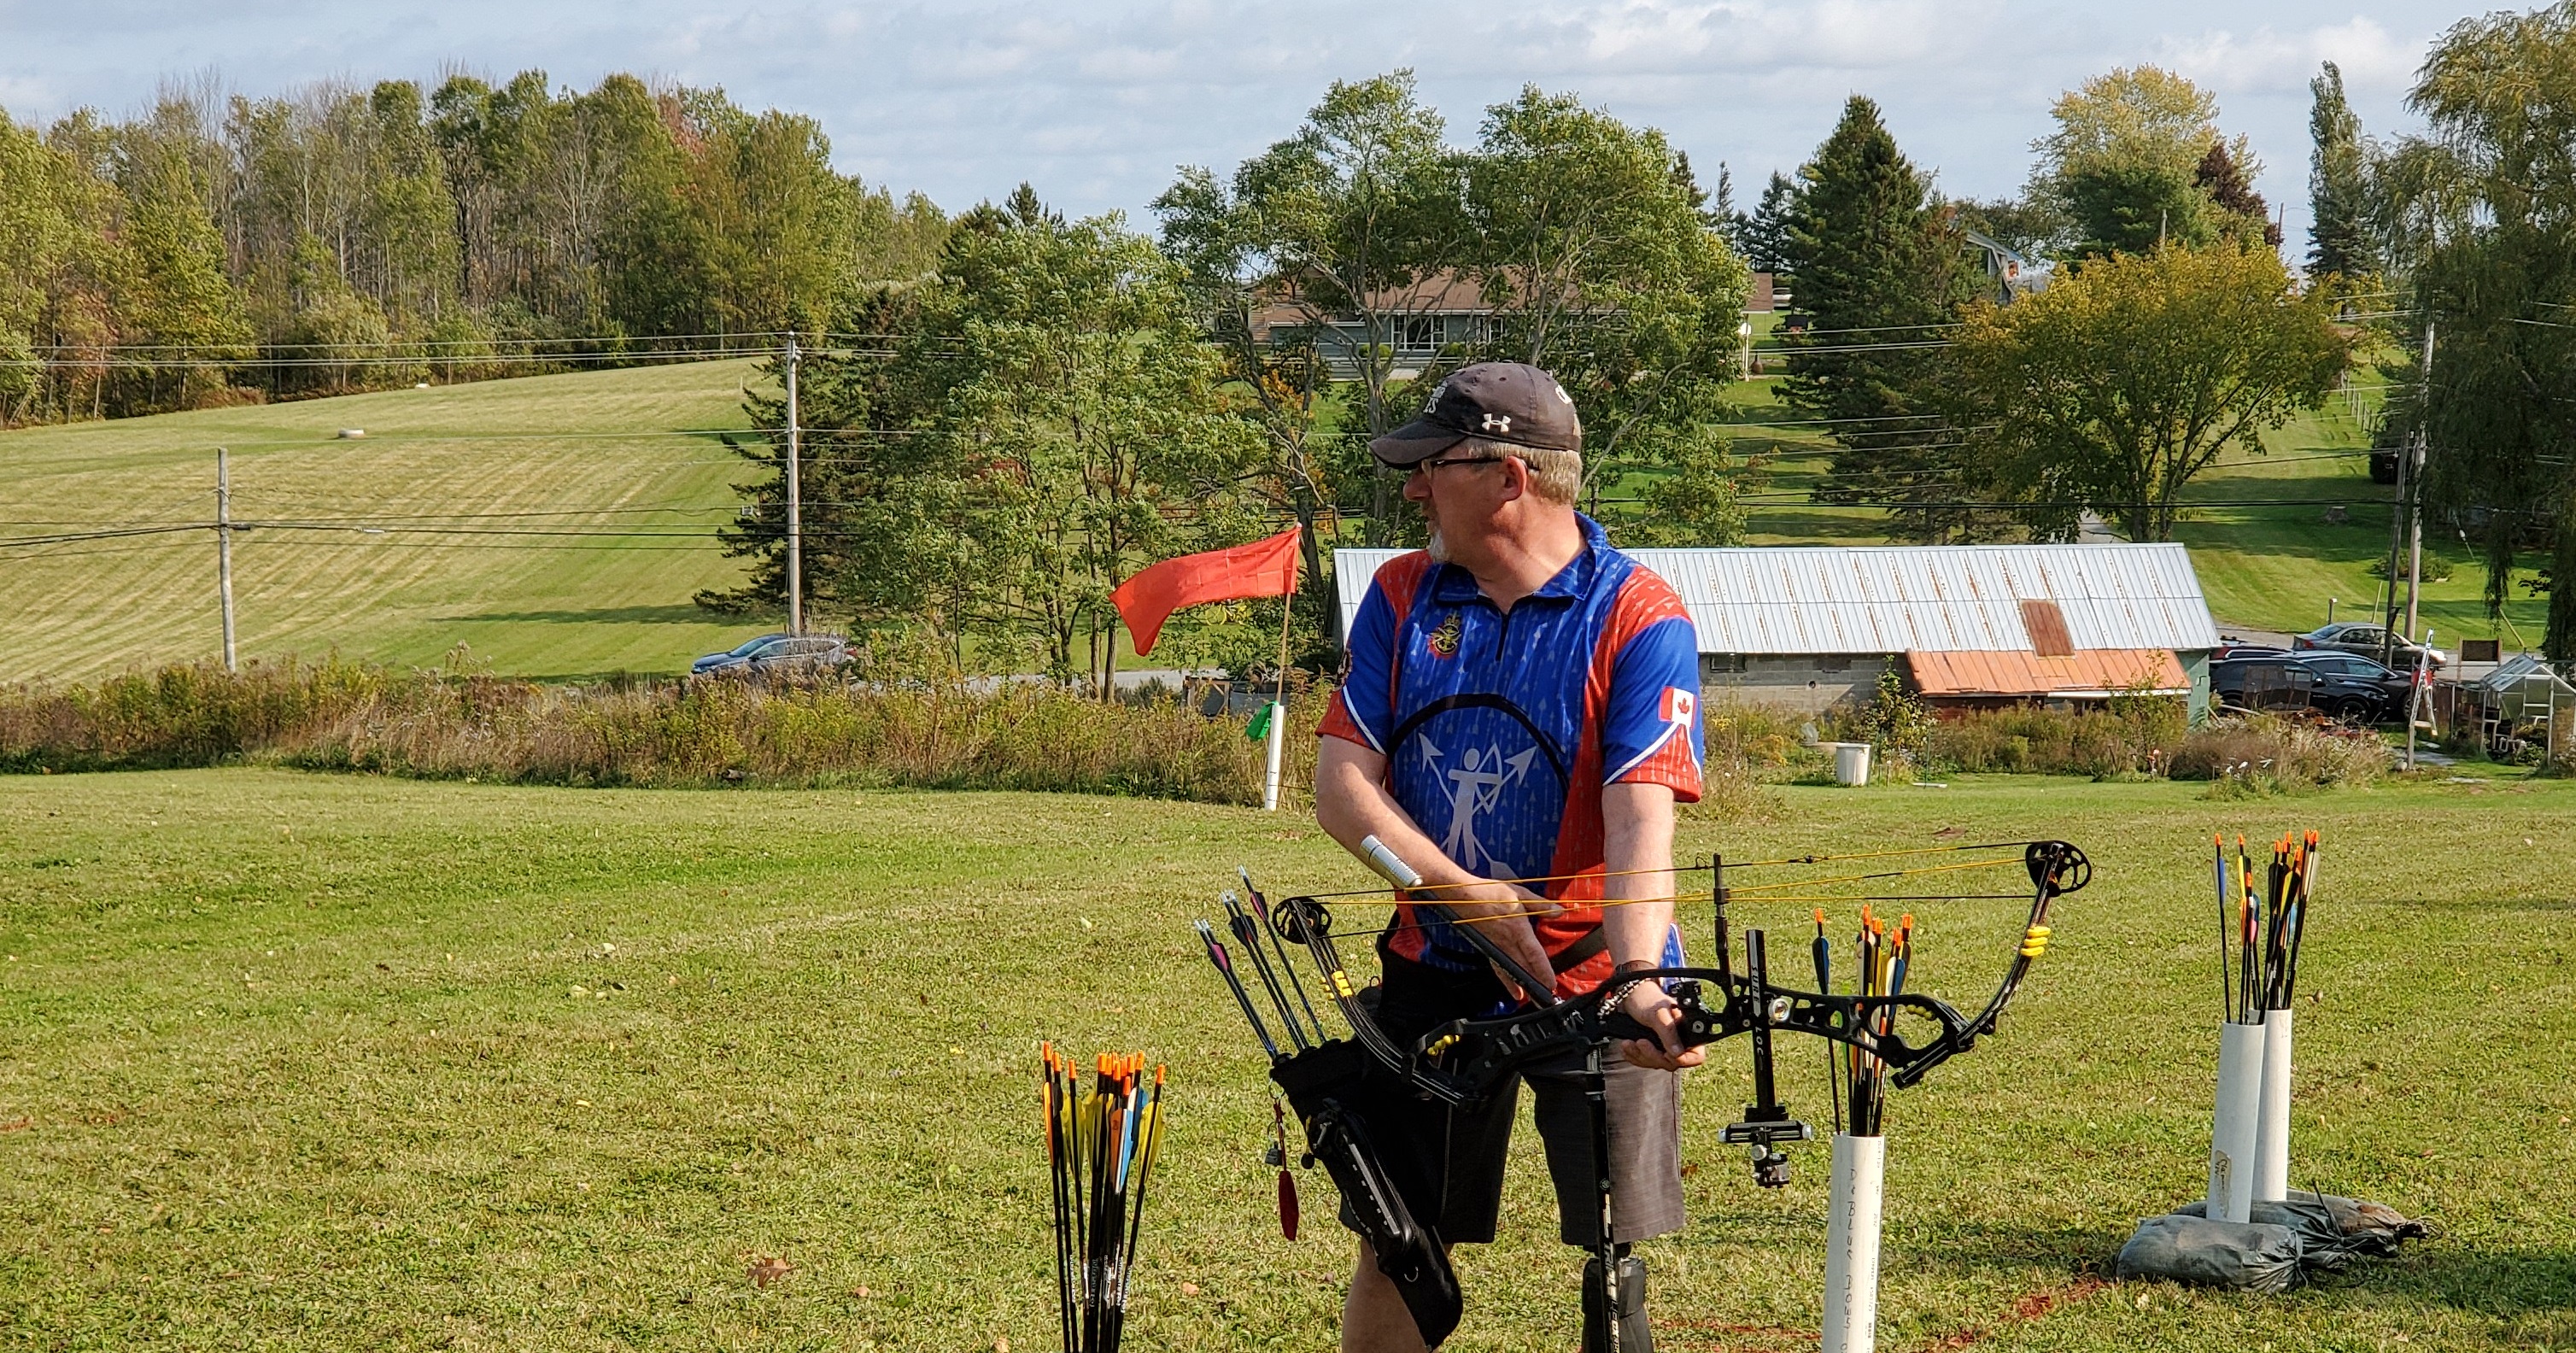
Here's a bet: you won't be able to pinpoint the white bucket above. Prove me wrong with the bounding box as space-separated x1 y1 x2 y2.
1832 742 1873 787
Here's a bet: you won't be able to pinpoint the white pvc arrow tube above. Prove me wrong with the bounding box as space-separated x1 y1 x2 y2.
2251 1008 2294 1202
1262 702 1286 811
2208 1021 2263 1221
1822 1133 1884 1353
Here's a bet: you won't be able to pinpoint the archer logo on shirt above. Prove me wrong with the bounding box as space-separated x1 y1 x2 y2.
1660 687 1696 725
1427 612 1463 659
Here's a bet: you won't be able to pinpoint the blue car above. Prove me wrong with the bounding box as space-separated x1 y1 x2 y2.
691 633 786 676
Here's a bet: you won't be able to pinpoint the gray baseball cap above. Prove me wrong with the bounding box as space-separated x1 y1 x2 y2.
1368 362 1584 466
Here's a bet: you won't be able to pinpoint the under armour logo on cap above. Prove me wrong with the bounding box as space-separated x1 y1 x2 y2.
1366 360 1584 466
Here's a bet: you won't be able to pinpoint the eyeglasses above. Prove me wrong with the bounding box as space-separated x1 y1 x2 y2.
1408 454 1510 475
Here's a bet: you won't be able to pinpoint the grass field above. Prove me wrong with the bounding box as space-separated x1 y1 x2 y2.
4 769 2572 1350
0 364 773 686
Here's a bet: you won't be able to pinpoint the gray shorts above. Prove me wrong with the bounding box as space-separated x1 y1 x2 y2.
1466 1055 1687 1247
1340 965 1687 1248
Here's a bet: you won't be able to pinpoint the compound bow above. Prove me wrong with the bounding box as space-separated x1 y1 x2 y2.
1269 839 2088 1112
1200 838 2091 1351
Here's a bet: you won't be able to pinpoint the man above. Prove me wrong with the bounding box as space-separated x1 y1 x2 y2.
1314 361 1707 1352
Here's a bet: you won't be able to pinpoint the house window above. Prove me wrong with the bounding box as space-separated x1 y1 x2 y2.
1396 315 1483 353
1705 653 1749 675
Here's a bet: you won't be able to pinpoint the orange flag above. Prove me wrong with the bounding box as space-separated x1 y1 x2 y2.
1110 526 1302 658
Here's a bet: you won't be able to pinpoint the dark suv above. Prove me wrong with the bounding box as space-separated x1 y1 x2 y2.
2212 653 2411 723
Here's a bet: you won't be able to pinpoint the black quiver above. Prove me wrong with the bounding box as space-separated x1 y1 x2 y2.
1271 1040 1463 1348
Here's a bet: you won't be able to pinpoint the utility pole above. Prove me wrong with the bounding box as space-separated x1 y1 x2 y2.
783 332 804 637
2380 319 2433 669
2401 319 2433 659
215 448 237 673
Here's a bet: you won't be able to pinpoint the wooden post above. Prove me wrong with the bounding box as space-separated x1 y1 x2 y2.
784 332 803 637
216 448 237 672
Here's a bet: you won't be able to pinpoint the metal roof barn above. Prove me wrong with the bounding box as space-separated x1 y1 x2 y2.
1333 543 2222 655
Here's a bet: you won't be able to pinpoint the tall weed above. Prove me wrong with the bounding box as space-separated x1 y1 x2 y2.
0 659 1314 806
2167 713 2389 793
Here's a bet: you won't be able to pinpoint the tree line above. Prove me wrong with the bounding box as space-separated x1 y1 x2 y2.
0 71 946 422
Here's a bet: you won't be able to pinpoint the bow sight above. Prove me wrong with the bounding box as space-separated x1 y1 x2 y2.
1197 837 2090 1353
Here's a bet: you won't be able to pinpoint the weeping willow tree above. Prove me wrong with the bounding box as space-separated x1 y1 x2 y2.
2381 3 2576 663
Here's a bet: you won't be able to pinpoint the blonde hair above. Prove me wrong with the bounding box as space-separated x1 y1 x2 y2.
1467 438 1583 506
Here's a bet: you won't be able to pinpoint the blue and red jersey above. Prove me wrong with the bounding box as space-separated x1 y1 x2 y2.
1320 515 1704 999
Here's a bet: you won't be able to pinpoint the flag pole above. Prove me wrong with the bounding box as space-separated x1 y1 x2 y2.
1262 539 1297 812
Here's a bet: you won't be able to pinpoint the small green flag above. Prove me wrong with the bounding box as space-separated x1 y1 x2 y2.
1247 701 1277 741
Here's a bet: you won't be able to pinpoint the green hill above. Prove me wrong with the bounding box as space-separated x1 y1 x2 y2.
3 354 2548 688
1 362 775 685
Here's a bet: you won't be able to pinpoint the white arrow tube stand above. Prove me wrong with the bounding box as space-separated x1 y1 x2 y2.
2207 1021 2263 1221
2250 1009 2293 1203
1262 702 1286 811
1822 1133 1885 1353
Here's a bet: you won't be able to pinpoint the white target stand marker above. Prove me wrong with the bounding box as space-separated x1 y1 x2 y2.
1821 1133 1885 1353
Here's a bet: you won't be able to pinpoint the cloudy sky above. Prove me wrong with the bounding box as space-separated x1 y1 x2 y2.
1 1 2473 246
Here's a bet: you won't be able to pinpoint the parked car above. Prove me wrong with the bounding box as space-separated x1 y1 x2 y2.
2212 653 2413 723
2210 641 2294 660
690 633 852 678
2294 620 2444 671
691 633 787 676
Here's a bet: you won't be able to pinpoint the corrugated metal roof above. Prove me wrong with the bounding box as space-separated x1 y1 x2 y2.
1907 648 2190 698
1333 543 2222 654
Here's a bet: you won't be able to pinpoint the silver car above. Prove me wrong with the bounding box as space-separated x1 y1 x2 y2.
2294 620 2444 670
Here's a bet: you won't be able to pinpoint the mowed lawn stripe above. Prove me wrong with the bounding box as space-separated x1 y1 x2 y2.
2 364 770 684
2 770 2571 1350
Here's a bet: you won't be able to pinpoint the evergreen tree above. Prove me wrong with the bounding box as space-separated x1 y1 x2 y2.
1783 97 1982 541
1742 170 1795 275
2193 141 2279 246
2306 62 2377 282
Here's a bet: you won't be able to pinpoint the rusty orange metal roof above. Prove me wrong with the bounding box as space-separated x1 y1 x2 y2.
1905 648 2188 698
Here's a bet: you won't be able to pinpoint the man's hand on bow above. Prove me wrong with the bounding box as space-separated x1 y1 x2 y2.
1430 880 1560 1003
1614 973 1707 1071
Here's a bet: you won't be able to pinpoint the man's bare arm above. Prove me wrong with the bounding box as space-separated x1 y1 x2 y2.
1314 736 1558 993
1601 780 1706 1070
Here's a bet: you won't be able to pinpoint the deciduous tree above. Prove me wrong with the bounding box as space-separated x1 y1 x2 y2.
1463 85 1750 543
2382 2 2576 661
1950 243 2349 542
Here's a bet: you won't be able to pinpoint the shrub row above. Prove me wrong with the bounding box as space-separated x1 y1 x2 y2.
1 659 1313 806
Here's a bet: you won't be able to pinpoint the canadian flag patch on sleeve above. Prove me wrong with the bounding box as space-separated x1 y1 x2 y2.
1659 687 1696 724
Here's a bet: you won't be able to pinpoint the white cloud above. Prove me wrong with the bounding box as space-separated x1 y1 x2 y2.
2157 16 2420 97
